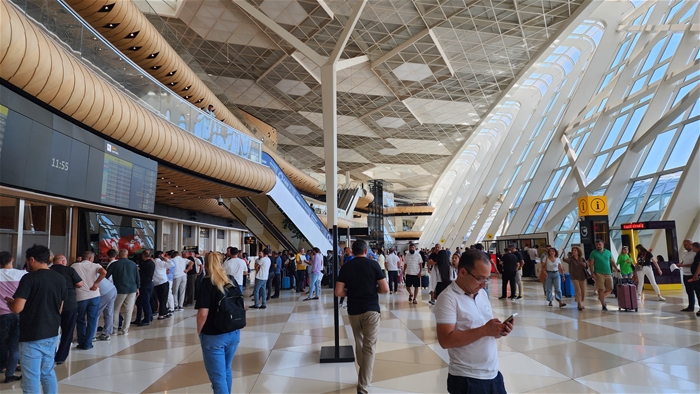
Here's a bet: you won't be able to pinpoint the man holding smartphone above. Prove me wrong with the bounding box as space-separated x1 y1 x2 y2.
434 250 513 394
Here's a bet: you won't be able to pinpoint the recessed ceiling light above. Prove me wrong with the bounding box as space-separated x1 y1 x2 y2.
167 71 177 76
168 82 178 86
99 3 115 12
148 52 159 59
125 31 140 39
128 46 141 51
151 65 161 70
103 23 119 28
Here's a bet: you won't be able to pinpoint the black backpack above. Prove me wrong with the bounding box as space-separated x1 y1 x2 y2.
214 279 246 332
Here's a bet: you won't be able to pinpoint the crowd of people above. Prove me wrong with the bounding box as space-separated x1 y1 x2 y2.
2 236 699 394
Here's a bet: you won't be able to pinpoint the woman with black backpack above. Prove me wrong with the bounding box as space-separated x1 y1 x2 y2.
196 252 245 394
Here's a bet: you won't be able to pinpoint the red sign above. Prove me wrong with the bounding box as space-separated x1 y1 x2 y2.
621 222 646 230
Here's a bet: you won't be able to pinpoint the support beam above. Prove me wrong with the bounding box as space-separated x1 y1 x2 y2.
324 0 367 227
233 0 326 66
329 0 367 64
337 55 369 71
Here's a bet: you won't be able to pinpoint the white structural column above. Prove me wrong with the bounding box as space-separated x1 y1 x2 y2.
234 0 367 228
322 64 339 222
323 0 367 224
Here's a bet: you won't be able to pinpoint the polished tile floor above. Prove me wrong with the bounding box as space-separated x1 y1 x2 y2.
3 277 698 393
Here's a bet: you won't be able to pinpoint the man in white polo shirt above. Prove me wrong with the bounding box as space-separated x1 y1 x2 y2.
434 250 513 394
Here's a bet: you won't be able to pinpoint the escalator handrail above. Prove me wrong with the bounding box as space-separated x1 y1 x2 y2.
261 153 332 244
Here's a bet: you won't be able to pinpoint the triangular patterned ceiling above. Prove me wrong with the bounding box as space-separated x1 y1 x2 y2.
155 0 585 202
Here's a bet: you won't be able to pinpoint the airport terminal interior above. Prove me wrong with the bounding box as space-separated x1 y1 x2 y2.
0 0 699 393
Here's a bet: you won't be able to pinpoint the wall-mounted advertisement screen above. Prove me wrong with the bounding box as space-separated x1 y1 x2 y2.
85 211 156 261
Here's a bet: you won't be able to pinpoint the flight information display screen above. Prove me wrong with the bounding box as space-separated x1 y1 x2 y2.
0 96 158 213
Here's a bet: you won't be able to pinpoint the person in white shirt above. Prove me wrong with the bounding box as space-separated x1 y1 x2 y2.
153 251 174 319
403 243 423 304
72 251 107 349
385 249 400 294
679 239 698 312
224 247 248 293
170 251 188 311
434 250 513 394
251 249 271 309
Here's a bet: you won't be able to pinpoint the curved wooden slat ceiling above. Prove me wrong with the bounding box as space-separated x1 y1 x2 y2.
64 0 323 196
390 231 422 240
384 206 435 215
356 190 375 209
0 0 276 196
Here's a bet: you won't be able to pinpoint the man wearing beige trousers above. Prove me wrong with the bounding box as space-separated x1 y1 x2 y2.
335 239 389 394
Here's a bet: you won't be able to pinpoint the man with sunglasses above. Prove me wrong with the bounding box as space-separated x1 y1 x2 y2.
434 250 513 394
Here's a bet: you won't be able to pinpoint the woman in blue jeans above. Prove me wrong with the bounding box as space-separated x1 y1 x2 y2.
543 248 566 307
196 253 241 394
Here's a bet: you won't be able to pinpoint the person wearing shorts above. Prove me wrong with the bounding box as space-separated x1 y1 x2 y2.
588 239 619 311
403 244 423 304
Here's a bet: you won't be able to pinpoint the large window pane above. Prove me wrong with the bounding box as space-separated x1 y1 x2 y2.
588 154 608 180
638 130 675 176
619 104 649 144
664 120 700 169
638 172 682 221
602 115 628 150
613 178 653 225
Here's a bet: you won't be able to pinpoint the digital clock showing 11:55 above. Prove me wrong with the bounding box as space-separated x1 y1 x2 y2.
51 158 69 171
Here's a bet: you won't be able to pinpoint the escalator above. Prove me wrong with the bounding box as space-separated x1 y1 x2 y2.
222 153 333 252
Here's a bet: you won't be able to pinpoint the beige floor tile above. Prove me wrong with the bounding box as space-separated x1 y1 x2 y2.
58 384 120 393
527 341 626 359
112 339 192 356
410 328 439 344
526 353 632 379
114 344 201 364
643 362 700 384
261 349 320 373
273 333 336 349
524 379 600 393
250 374 354 393
502 373 571 393
499 337 572 352
370 359 444 382
372 367 448 393
543 321 620 340
577 362 700 392
231 350 273 374
374 345 448 366
54 357 106 381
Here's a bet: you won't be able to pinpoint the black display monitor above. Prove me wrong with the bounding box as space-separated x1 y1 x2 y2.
0 86 158 213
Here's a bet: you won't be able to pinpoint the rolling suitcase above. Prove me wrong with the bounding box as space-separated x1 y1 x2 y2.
282 276 291 290
617 280 638 312
561 273 574 297
421 275 429 289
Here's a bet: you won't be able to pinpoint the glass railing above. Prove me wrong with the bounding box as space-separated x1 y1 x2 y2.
8 0 262 163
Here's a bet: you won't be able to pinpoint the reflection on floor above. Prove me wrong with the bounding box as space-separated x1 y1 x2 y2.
3 278 698 393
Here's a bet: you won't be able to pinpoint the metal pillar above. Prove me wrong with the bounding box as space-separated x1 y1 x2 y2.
233 0 367 364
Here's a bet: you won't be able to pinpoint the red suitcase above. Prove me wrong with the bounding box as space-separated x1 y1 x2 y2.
617 281 638 312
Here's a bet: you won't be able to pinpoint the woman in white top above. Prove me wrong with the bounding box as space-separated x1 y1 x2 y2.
544 248 566 307
377 250 386 277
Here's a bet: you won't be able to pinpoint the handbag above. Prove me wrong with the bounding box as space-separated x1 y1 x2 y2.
538 264 547 283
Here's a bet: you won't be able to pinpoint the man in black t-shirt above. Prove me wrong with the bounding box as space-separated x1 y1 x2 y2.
335 240 389 394
5 245 67 393
49 254 83 364
499 249 519 300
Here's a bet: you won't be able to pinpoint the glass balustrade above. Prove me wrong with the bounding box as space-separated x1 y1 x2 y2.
8 0 262 163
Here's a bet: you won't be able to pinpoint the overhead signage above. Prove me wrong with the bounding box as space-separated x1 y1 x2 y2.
578 195 608 216
621 222 647 230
